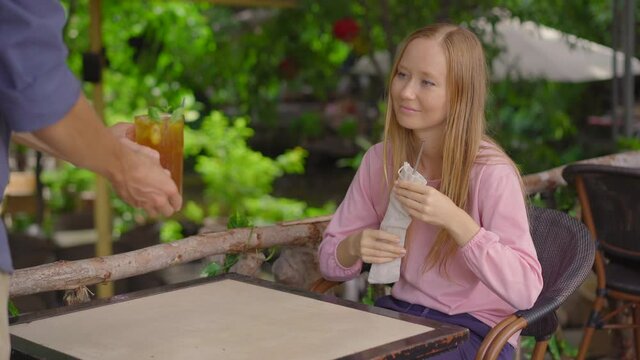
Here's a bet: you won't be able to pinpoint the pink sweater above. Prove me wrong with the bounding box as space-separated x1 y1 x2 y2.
318 142 543 347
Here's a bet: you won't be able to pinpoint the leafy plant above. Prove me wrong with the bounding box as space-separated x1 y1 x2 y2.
8 301 19 317
200 212 252 277
361 284 375 306
617 136 640 150
7 213 37 234
159 219 183 243
40 164 95 214
183 110 334 224
293 112 325 140
520 334 578 359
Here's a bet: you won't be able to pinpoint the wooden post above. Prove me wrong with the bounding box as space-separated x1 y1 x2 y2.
89 0 113 298
623 0 636 137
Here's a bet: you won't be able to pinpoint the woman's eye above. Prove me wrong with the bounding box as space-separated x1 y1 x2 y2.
396 71 407 79
422 80 435 87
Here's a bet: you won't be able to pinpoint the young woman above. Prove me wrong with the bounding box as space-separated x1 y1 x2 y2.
318 23 543 359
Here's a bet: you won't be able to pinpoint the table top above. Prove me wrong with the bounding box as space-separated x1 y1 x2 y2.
10 273 467 360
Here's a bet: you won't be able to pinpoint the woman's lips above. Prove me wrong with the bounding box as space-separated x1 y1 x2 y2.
399 105 420 113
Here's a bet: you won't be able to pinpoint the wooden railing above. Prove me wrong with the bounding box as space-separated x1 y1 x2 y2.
9 151 640 299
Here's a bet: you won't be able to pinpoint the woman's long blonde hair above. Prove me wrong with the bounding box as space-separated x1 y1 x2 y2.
382 23 516 273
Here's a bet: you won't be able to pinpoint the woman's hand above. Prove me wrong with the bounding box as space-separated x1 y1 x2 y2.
347 229 406 264
394 180 458 228
393 180 480 246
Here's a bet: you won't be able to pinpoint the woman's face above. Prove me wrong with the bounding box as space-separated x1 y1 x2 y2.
390 37 448 136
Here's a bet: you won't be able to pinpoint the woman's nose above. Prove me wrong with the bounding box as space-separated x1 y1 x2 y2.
400 82 416 99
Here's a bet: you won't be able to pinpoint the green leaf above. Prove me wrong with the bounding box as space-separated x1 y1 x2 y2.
170 107 184 122
548 335 561 360
558 339 578 357
264 246 278 262
227 212 252 229
160 220 183 243
201 261 222 277
183 201 204 223
361 285 375 306
8 300 19 317
223 253 240 272
148 106 162 121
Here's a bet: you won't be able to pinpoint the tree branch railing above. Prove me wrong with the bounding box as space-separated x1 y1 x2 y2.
10 217 330 297
9 151 640 298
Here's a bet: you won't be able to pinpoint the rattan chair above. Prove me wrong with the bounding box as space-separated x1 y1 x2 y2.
563 164 640 360
310 206 595 360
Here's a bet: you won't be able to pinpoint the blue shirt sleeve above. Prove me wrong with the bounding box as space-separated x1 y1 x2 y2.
0 0 81 132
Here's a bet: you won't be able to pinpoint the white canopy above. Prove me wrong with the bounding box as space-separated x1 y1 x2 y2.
352 16 640 83
479 16 640 82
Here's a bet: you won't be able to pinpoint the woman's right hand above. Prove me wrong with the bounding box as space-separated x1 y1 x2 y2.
348 229 406 264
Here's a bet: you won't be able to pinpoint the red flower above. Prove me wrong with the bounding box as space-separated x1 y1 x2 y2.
333 18 359 42
278 57 298 79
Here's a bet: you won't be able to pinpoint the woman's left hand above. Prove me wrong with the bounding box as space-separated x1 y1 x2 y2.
394 180 480 246
393 180 458 229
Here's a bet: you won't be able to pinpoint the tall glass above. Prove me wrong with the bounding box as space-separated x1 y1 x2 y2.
134 114 184 193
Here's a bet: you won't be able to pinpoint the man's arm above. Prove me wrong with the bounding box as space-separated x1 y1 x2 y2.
11 133 62 159
29 94 182 217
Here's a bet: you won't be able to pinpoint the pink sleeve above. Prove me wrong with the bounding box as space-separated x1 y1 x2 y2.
318 147 383 281
459 164 543 310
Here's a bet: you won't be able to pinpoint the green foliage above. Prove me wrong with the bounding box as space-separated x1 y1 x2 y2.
227 212 253 229
183 201 205 223
7 213 37 234
200 212 251 277
293 112 325 139
111 197 146 238
159 219 183 243
264 246 278 262
200 261 222 277
528 187 577 216
337 135 372 169
521 334 578 360
40 164 95 213
487 80 584 174
361 284 375 306
148 106 162 121
617 136 640 150
337 117 358 139
147 102 185 122
184 110 333 223
8 300 19 317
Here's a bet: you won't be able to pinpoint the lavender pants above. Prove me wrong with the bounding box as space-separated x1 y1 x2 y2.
375 296 515 360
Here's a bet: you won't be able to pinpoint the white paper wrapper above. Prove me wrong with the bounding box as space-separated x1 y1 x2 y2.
368 162 427 284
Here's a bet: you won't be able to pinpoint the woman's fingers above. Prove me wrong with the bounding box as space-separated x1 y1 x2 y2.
395 180 425 193
366 229 401 243
362 255 399 264
395 193 424 212
361 244 406 257
394 186 424 203
355 227 413 264
357 229 406 264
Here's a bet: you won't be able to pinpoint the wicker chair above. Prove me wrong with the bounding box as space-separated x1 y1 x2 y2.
562 164 640 360
310 206 595 360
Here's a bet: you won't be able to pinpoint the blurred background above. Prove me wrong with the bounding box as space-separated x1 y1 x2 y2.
3 1 640 357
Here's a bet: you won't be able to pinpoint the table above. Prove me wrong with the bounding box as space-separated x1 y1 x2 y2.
10 273 468 359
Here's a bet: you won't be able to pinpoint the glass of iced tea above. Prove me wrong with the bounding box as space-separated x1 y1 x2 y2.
134 112 184 193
